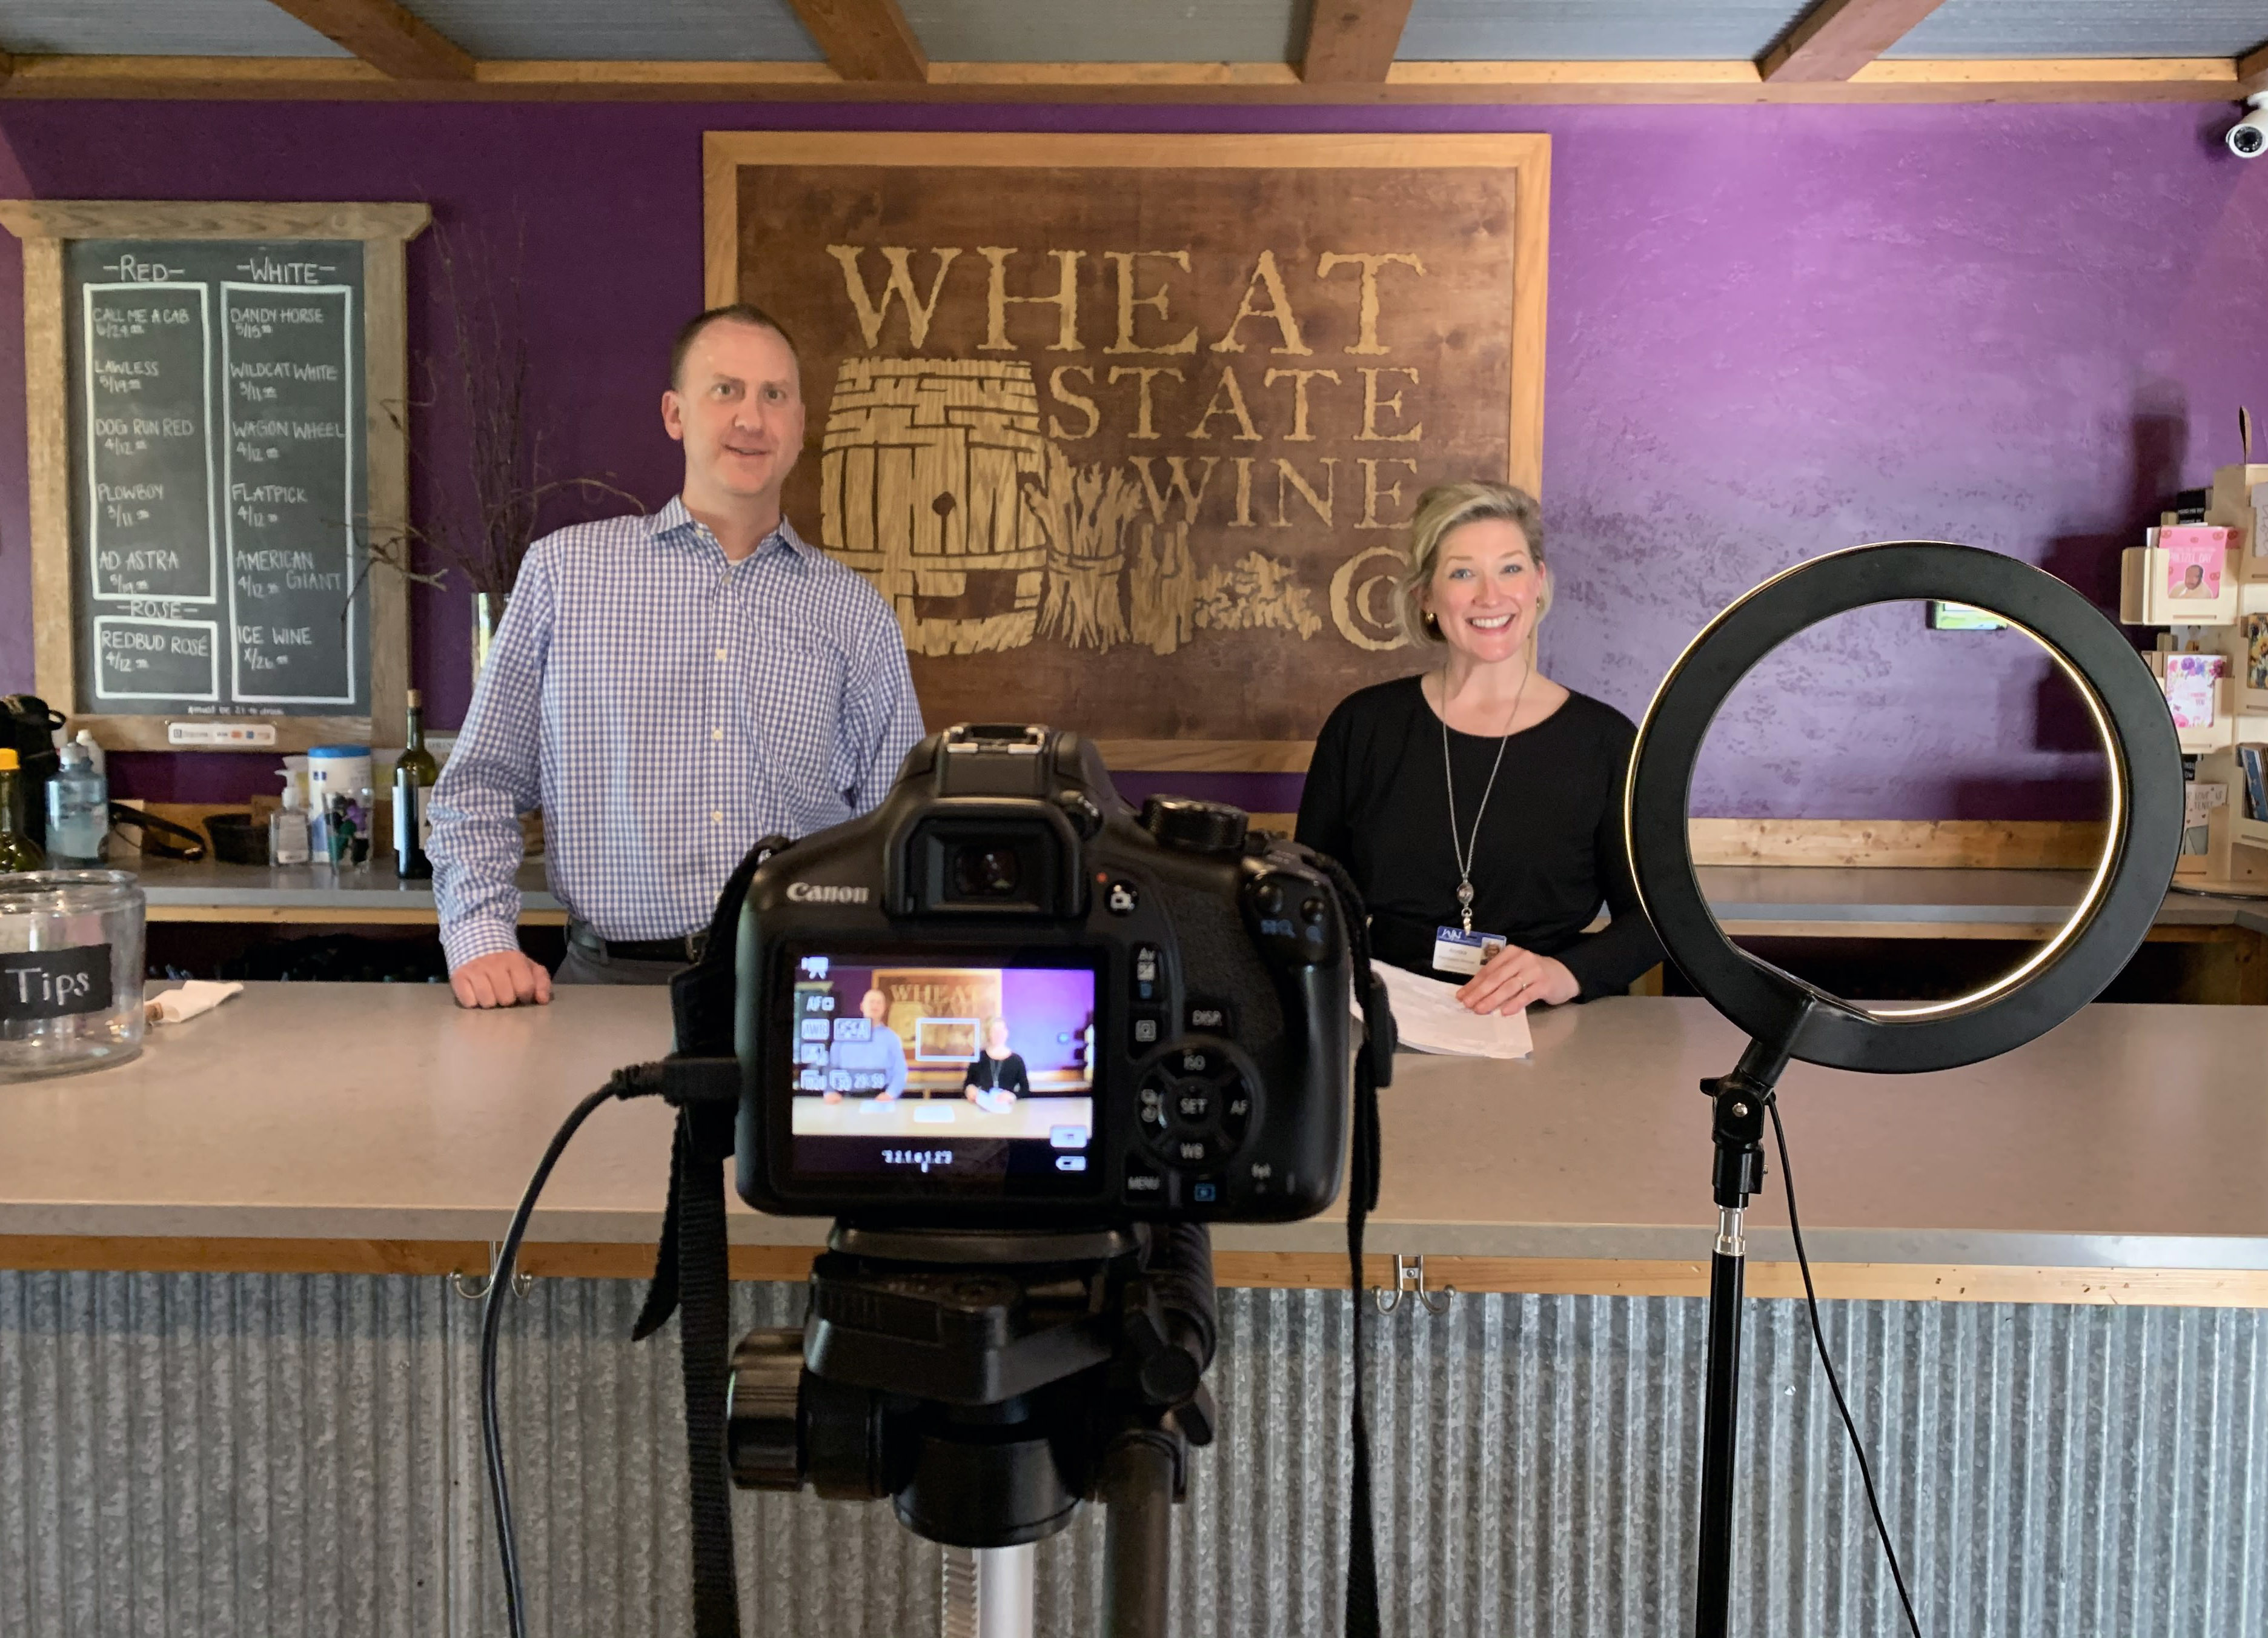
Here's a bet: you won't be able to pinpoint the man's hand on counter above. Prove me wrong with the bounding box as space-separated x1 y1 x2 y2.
450 950 555 1009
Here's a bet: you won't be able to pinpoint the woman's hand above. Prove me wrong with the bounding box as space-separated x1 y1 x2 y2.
1455 944 1579 1013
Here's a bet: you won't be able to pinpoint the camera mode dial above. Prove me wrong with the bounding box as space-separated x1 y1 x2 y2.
1141 797 1248 855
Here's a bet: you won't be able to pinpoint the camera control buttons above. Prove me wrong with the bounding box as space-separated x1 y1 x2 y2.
1184 996 1233 1034
1173 1085 1215 1126
1130 1010 1164 1050
1124 1161 1164 1199
1221 1089 1252 1143
1106 879 1140 915
1170 1135 1216 1166
1132 944 1164 1004
1168 1043 1225 1078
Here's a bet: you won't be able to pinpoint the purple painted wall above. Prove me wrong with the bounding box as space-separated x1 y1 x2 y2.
1 99 2262 820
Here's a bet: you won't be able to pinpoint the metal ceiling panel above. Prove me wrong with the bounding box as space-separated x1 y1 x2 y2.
1401 0 1816 61
1888 0 2268 59
898 0 1305 63
0 0 350 57
402 0 822 62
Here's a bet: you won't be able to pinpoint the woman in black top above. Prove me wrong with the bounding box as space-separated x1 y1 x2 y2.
963 1016 1031 1104
1297 480 1663 1011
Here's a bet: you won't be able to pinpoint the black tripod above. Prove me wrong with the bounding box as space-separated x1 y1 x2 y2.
726 1221 1220 1638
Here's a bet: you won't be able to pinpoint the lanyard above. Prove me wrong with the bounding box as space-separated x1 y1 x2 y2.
1439 668 1529 933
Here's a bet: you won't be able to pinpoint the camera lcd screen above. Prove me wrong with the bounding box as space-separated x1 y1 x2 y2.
784 952 1099 1196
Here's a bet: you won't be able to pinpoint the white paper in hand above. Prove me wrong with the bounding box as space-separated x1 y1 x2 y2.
1364 961 1533 1059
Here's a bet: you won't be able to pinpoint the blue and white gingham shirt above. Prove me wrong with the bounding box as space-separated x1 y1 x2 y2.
429 498 924 970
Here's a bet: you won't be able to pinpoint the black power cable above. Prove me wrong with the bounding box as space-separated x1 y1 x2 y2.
1764 1091 1924 1638
482 1064 669 1638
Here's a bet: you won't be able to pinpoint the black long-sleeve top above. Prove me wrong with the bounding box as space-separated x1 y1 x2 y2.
1295 676 1665 1001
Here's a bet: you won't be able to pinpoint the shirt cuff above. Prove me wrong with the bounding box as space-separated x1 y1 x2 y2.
442 917 524 972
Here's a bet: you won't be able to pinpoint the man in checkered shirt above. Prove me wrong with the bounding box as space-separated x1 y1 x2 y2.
429 306 924 1007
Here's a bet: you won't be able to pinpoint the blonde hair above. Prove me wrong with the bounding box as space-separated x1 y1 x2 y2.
1393 480 1547 649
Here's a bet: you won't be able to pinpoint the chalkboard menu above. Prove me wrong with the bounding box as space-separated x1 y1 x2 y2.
0 201 427 751
71 239 367 713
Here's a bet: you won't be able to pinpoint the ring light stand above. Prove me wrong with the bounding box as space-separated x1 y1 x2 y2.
1624 543 2184 1638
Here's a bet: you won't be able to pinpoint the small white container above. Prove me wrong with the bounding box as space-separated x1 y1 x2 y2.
0 870 146 1081
307 745 372 815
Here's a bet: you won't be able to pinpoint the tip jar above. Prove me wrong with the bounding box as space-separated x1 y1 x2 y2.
0 870 146 1082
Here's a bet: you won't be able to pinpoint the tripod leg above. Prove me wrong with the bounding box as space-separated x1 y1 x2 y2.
1102 1433 1178 1638
942 1544 1036 1638
1694 1209 1746 1638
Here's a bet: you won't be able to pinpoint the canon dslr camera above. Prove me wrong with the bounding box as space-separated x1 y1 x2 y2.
729 723 1353 1225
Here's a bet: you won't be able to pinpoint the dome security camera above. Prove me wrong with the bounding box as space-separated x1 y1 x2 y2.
2229 93 2268 157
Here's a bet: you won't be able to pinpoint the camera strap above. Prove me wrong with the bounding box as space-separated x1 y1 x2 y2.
628 834 795 1638
1313 854 1395 1638
634 1103 743 1638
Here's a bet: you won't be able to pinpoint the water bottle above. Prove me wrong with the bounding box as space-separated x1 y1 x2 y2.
44 738 108 864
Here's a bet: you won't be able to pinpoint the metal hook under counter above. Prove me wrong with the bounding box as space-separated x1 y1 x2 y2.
449 1242 537 1302
1374 1253 1455 1315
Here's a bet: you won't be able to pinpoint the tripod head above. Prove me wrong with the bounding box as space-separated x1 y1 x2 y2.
726 1222 1219 1553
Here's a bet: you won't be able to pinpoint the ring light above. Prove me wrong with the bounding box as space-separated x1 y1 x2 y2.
1627 541 2183 1075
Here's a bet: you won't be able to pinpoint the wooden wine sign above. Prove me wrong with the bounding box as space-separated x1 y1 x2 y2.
705 133 1549 771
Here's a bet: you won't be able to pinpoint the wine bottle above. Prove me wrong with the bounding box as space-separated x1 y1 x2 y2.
0 748 48 871
394 689 437 880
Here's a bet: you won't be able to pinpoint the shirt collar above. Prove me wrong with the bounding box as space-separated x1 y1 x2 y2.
646 496 816 565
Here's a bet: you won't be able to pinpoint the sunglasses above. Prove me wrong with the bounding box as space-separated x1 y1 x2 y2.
106 803 208 861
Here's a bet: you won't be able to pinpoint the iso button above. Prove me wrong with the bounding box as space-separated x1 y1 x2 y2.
1172 1044 1226 1079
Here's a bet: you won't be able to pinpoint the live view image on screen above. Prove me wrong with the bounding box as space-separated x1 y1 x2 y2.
788 954 1098 1190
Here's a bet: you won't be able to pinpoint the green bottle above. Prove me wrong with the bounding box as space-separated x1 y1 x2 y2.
0 748 47 872
394 688 439 879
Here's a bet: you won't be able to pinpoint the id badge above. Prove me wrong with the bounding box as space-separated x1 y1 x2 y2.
1431 926 1507 976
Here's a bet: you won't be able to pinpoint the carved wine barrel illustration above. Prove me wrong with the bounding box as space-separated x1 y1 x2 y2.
820 358 1050 656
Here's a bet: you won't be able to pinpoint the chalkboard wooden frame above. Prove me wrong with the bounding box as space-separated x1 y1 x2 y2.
701 131 1550 774
0 200 429 752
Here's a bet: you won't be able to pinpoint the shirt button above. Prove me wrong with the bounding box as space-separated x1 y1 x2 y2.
711 728 723 741
714 648 726 662
712 811 724 823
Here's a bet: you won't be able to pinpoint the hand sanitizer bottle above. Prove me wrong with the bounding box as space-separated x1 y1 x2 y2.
270 780 311 866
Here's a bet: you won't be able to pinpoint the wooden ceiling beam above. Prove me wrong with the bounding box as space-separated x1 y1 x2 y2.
783 0 927 83
1301 0 1415 84
1762 0 1950 84
262 0 474 81
2236 41 2268 98
0 55 2238 105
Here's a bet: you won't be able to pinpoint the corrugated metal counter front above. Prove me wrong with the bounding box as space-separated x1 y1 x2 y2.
4 987 2266 1637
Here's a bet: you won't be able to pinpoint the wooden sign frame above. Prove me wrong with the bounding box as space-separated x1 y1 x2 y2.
0 199 429 752
703 131 1548 773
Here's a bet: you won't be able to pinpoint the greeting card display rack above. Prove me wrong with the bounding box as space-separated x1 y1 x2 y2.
2115 459 2268 892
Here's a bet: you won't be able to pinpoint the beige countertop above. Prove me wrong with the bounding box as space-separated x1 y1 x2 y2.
2 984 2264 1303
